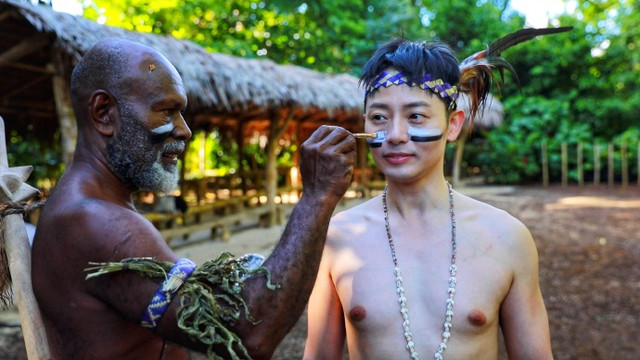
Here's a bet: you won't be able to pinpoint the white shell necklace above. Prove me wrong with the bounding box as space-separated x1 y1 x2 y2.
382 182 457 360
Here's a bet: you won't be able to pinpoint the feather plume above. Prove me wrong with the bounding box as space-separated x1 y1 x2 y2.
458 26 572 124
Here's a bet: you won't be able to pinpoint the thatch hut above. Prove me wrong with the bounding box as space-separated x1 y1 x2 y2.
0 0 367 216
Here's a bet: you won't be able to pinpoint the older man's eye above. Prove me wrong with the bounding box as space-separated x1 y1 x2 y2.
164 108 178 117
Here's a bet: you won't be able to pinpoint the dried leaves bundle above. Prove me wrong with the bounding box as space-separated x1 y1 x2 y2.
85 252 278 360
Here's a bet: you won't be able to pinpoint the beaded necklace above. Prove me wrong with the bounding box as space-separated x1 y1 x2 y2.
382 182 457 360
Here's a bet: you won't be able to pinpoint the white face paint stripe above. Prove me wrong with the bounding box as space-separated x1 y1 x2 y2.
367 127 442 147
407 126 442 137
408 126 443 142
366 131 386 148
150 123 174 135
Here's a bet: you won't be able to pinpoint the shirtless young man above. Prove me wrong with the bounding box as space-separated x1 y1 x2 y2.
31 38 356 359
304 39 552 359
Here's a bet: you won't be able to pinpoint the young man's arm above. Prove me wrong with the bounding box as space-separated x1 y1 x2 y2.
303 241 347 359
500 224 554 360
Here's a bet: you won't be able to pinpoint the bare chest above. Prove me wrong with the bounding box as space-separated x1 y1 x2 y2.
332 230 511 356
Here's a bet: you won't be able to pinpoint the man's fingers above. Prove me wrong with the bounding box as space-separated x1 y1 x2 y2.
307 125 356 153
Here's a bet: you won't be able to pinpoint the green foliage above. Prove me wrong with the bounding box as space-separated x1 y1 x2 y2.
61 0 640 185
7 130 64 190
463 0 639 184
470 95 585 183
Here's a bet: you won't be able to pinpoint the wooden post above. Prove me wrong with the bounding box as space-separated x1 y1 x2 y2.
52 51 77 167
561 142 568 187
608 142 614 187
541 141 549 187
637 141 640 187
577 142 584 187
237 121 247 195
265 108 294 226
198 131 206 178
621 141 628 187
0 117 51 359
594 142 600 186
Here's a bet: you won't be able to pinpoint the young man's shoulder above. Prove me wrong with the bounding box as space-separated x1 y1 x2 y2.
327 195 382 243
457 192 531 240
331 195 381 225
460 191 522 219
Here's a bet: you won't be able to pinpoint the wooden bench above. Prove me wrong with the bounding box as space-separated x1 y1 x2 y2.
158 204 281 243
143 193 282 245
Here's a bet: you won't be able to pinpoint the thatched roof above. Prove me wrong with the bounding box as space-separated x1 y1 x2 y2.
457 92 504 133
0 0 364 142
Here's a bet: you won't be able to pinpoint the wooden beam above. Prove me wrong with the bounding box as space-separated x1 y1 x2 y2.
0 34 50 68
1 74 50 99
6 62 52 74
0 107 54 119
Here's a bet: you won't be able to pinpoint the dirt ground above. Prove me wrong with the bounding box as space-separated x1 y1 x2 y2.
478 185 640 360
270 185 640 360
1 185 639 359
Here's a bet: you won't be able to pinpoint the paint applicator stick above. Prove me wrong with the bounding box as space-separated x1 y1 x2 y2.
352 131 386 140
352 132 377 139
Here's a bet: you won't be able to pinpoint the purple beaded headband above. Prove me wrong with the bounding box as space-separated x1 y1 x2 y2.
364 70 459 102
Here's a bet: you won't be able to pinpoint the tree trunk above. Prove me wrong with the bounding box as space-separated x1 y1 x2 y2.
452 131 468 188
265 107 295 226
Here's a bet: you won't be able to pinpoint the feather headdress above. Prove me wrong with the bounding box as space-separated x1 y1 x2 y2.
459 26 572 124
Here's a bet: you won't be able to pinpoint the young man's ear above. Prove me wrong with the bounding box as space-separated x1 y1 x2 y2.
89 90 116 136
446 109 465 142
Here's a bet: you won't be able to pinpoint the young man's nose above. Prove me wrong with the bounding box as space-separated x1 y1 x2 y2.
385 120 409 144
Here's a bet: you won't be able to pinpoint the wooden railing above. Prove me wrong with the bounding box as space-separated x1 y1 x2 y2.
541 140 639 187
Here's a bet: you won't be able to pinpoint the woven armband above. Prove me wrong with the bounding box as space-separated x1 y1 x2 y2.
141 257 196 330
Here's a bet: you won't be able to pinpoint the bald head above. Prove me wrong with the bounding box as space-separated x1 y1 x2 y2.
70 38 181 126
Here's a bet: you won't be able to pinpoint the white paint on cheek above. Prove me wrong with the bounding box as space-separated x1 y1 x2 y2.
408 126 443 142
150 123 174 135
366 131 386 148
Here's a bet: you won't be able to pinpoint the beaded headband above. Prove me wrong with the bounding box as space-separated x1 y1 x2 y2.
364 70 459 102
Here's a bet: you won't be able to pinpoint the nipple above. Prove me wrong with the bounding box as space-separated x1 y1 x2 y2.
349 305 367 322
467 309 487 327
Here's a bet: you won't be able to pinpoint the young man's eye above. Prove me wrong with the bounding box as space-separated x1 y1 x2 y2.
369 114 387 122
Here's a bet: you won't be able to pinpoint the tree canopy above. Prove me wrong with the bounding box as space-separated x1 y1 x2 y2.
33 0 640 184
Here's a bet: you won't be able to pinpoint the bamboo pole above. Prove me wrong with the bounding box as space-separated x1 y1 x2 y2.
621 141 628 187
577 142 584 187
0 117 51 359
541 141 549 187
594 142 600 186
561 142 568 187
608 143 614 187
